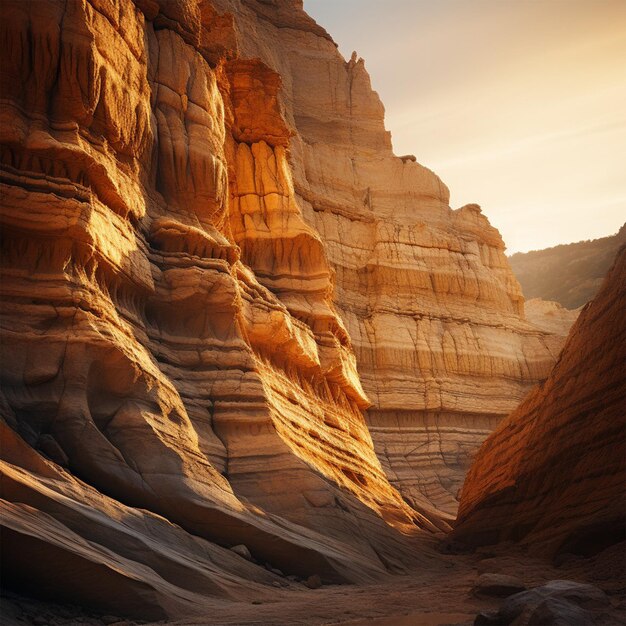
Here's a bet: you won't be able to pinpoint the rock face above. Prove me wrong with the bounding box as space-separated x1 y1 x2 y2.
509 224 626 309
0 0 437 599
524 298 579 337
454 247 626 557
219 2 562 517
0 0 566 617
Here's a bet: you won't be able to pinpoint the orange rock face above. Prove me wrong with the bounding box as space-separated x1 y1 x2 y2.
0 0 429 604
0 0 568 617
453 247 626 556
221 1 563 518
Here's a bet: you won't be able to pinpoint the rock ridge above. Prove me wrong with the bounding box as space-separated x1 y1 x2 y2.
454 246 626 556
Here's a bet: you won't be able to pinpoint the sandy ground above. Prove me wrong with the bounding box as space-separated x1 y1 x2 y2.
173 543 626 626
2 543 625 626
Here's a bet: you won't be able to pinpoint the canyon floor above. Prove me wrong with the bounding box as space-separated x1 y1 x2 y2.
3 541 625 626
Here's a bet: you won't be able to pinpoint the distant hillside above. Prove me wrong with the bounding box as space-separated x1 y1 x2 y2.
509 224 626 309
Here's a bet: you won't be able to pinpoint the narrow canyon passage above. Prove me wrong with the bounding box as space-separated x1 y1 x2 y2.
3 539 625 625
0 1 623 625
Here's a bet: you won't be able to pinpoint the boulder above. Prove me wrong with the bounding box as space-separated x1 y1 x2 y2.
304 575 322 590
473 573 526 597
475 580 610 626
230 545 253 562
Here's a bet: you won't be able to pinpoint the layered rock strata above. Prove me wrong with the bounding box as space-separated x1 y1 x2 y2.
454 247 626 556
0 1 439 613
215 0 564 516
1 0 567 617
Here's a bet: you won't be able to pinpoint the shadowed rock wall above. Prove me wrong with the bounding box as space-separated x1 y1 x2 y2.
454 247 626 556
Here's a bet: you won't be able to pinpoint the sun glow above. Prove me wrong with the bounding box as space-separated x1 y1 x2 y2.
304 0 626 253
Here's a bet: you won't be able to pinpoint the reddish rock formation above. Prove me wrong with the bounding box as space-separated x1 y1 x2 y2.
454 247 626 556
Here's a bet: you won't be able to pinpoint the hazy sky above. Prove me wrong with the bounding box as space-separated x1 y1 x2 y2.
303 0 626 253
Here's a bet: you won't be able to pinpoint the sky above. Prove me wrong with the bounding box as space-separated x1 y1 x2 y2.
303 0 626 253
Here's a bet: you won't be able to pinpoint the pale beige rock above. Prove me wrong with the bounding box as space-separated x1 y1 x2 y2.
524 298 580 337
220 1 565 516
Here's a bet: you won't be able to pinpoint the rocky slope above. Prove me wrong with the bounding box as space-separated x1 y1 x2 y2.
509 224 626 309
1 0 567 618
454 246 626 557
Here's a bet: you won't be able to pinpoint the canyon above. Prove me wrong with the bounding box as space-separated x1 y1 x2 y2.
0 0 622 624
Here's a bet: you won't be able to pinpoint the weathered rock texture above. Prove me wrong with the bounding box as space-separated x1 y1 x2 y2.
217 1 563 516
524 298 579 338
454 247 626 557
0 0 566 617
0 1 439 615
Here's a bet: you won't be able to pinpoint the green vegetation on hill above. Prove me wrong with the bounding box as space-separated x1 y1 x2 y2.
508 224 625 310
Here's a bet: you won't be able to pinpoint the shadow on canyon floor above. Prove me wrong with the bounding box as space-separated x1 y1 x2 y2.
2 541 625 626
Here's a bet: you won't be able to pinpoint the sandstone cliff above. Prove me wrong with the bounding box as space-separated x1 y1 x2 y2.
1 0 566 617
216 0 564 516
0 2 437 615
454 246 626 557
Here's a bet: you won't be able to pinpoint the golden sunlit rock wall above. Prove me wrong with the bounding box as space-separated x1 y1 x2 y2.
214 0 566 518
